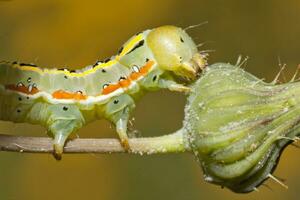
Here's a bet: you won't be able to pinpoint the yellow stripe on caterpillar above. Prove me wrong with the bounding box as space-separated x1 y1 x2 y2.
13 59 119 77
117 34 144 57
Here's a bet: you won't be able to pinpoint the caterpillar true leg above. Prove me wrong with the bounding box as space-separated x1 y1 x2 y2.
157 79 191 93
137 69 191 93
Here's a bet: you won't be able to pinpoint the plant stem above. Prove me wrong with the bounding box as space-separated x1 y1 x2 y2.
0 128 187 155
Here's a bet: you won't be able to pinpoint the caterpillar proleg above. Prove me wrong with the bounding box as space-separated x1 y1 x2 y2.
0 25 207 159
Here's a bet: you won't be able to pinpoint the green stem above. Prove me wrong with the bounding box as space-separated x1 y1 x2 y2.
129 128 187 155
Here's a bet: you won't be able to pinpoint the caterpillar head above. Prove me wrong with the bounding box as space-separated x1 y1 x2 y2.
147 25 207 80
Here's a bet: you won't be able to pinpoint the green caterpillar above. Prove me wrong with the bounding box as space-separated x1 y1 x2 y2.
0 25 207 159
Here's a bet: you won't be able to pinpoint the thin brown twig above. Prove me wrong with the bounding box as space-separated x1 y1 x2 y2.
0 130 187 155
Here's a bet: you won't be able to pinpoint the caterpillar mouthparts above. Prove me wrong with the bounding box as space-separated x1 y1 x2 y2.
175 52 208 81
192 52 208 74
182 62 300 193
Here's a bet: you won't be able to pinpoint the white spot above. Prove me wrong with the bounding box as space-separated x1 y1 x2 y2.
28 84 33 92
103 84 109 89
17 82 24 87
132 65 139 73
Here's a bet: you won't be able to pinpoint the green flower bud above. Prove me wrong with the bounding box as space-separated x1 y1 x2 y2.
183 63 300 193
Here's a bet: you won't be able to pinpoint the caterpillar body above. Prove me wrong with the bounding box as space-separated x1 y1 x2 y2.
0 25 207 158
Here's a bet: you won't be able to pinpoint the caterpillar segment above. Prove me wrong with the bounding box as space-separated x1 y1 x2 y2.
0 25 207 159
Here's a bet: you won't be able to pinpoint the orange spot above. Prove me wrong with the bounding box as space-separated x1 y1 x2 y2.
52 90 87 100
100 60 155 95
102 84 121 95
119 78 131 88
129 60 155 81
129 72 141 80
139 60 154 75
5 84 39 95
29 87 39 95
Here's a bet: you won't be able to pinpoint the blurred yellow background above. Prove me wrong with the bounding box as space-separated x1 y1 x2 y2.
1 0 300 199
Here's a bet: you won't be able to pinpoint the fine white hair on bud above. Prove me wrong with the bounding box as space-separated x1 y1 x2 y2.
183 63 300 193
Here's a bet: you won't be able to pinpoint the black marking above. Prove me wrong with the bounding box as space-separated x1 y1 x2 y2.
104 58 111 63
17 109 21 113
17 82 24 87
135 31 142 36
12 61 18 65
113 100 119 104
180 37 184 43
93 61 99 68
64 75 68 79
76 90 83 94
63 106 68 111
145 58 149 62
152 75 157 82
26 96 30 100
118 46 124 55
119 76 127 81
18 97 22 101
103 84 109 89
101 69 106 73
126 40 145 55
27 77 32 83
19 63 37 67
58 68 69 71
69 70 76 73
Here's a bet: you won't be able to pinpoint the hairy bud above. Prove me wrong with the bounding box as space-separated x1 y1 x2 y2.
183 63 300 192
